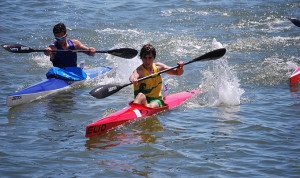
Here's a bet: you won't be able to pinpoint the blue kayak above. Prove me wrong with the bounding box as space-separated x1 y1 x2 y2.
6 66 113 107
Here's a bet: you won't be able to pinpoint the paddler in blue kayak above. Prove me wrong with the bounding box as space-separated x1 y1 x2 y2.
44 22 96 68
129 44 184 108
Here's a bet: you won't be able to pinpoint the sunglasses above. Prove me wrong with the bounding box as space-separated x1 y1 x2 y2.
55 34 67 41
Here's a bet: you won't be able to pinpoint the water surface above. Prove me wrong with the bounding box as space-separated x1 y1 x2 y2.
0 0 299 177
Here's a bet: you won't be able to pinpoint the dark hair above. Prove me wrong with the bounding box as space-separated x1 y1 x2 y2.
140 44 156 59
53 22 66 34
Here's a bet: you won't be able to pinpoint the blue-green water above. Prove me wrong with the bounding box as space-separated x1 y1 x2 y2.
0 0 299 177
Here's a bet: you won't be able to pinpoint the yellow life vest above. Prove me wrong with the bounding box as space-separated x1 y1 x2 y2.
134 63 162 101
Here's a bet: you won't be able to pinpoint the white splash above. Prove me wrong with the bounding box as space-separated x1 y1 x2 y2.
286 60 299 73
107 52 142 83
200 39 244 106
31 54 53 68
92 52 142 88
212 38 224 49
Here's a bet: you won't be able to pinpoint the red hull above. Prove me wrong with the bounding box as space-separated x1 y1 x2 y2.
290 66 300 86
86 89 200 137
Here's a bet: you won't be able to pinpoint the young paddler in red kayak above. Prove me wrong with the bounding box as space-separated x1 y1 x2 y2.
44 22 96 68
129 44 184 108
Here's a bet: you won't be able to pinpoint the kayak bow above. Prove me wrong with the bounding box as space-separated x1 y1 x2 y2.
86 89 200 137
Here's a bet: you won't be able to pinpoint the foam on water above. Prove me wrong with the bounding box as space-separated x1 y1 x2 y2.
161 7 210 17
199 39 245 107
105 53 142 84
89 51 142 93
2 0 300 177
31 54 53 68
239 53 299 86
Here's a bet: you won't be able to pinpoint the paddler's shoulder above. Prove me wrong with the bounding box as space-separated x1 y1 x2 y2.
69 39 79 43
69 39 82 47
154 62 168 70
136 66 145 77
136 65 144 72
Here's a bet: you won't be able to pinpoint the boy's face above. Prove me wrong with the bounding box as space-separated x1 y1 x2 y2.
54 32 67 44
142 53 155 68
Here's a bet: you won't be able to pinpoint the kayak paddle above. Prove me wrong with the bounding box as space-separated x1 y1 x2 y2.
1 43 138 59
289 18 300 28
90 48 227 99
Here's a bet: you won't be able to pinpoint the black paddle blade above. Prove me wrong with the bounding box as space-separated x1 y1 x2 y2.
289 18 300 28
2 44 34 53
189 48 226 64
89 84 125 99
107 48 138 59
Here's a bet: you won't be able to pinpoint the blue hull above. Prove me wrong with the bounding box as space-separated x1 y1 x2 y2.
7 66 113 107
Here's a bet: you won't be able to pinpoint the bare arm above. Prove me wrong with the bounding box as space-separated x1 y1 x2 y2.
44 44 57 61
129 67 144 85
155 61 184 76
72 39 96 56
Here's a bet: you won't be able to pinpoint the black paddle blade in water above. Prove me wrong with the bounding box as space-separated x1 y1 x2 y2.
107 48 138 59
89 84 126 99
2 44 34 53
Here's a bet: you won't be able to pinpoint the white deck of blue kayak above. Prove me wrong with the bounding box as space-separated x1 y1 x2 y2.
6 66 113 107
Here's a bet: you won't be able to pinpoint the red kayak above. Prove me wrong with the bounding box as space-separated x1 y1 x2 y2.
290 65 300 86
86 89 200 137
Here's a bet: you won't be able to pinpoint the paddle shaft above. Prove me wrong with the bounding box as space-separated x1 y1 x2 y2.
123 47 226 87
30 49 116 53
2 43 138 59
89 48 227 99
120 65 180 89
37 49 137 59
6 48 131 54
16 49 91 53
